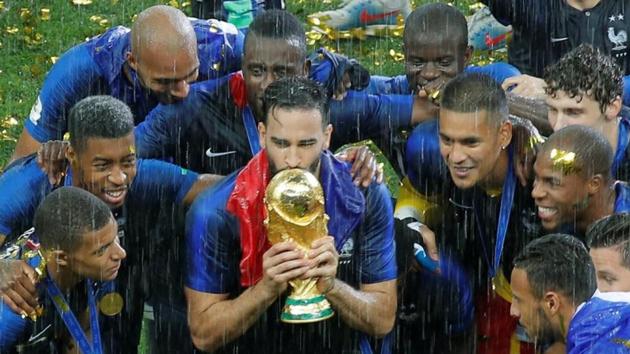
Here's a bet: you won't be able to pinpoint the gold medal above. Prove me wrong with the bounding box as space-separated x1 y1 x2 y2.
99 292 124 316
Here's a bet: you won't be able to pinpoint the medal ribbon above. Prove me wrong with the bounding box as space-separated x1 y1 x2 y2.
44 276 103 354
474 146 516 278
612 118 629 177
242 105 261 156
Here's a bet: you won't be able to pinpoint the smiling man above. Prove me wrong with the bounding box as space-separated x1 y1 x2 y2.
184 77 397 353
532 125 630 239
543 44 630 182
0 95 219 353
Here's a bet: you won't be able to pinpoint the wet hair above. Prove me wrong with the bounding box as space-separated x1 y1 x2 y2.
245 10 306 59
403 3 468 50
544 44 623 113
514 234 596 304
262 77 329 127
68 96 134 153
540 125 613 180
34 187 113 252
587 213 630 269
441 72 508 126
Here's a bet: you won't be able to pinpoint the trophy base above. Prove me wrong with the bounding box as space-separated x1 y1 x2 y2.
281 295 335 323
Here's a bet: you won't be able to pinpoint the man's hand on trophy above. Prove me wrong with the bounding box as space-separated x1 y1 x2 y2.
260 242 311 297
303 236 339 294
336 146 384 187
0 259 39 316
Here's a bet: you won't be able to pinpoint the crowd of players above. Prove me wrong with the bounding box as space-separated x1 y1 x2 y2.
1 1 630 353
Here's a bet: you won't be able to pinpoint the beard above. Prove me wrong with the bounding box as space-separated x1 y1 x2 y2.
530 307 561 346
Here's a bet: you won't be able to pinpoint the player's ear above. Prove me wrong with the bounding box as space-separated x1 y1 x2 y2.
323 124 333 150
126 51 138 71
66 145 77 167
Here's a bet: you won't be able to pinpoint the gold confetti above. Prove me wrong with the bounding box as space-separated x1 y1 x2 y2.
130 14 138 22
5 26 18 35
182 1 191 7
0 2 4 12
89 15 102 22
50 56 59 64
388 49 405 62
1 116 18 128
71 0 93 5
19 8 32 20
550 148 580 174
99 19 109 27
40 8 51 21
168 0 180 8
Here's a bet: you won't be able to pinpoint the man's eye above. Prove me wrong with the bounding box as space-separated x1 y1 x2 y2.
439 59 453 66
250 67 264 76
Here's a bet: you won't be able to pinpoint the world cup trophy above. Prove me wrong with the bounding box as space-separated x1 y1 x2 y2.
264 168 335 323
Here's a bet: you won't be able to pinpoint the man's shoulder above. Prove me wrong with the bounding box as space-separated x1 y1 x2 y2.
189 170 240 222
84 25 130 79
1 155 48 190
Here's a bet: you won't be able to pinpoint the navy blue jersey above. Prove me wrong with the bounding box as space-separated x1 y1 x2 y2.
185 152 396 354
483 0 630 77
0 156 197 240
135 71 414 174
25 19 243 142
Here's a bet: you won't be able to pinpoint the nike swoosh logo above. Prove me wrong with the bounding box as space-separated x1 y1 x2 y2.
550 37 568 43
359 9 400 24
28 324 52 342
206 148 236 158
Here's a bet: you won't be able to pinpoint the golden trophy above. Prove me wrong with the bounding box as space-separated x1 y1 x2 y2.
264 168 335 323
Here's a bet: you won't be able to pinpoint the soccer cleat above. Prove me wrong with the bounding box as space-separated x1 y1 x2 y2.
467 5 512 51
308 0 411 33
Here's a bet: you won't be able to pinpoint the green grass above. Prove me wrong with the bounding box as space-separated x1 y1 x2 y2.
0 0 486 168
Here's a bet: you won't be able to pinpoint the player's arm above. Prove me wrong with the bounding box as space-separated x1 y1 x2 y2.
182 174 225 205
303 184 398 337
304 237 397 337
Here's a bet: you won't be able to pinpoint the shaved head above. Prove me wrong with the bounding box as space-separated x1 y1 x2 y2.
127 5 200 103
131 5 196 58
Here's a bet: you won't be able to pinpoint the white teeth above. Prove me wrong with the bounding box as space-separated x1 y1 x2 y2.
538 206 557 217
106 190 124 198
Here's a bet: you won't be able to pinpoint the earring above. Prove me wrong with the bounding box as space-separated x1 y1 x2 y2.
501 145 506 150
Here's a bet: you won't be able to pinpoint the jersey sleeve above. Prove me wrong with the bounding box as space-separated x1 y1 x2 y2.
358 183 397 284
0 157 49 237
129 159 199 206
24 44 103 142
185 173 240 293
135 79 229 160
365 75 410 95
329 91 413 144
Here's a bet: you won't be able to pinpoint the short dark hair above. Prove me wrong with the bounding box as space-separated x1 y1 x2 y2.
587 213 630 269
514 234 596 304
68 96 134 153
403 3 468 50
540 125 613 180
544 44 623 113
441 72 508 126
262 77 329 127
245 10 306 59
34 187 113 252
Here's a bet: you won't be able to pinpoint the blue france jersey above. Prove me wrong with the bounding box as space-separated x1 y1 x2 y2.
185 152 396 353
25 19 244 143
0 156 198 240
